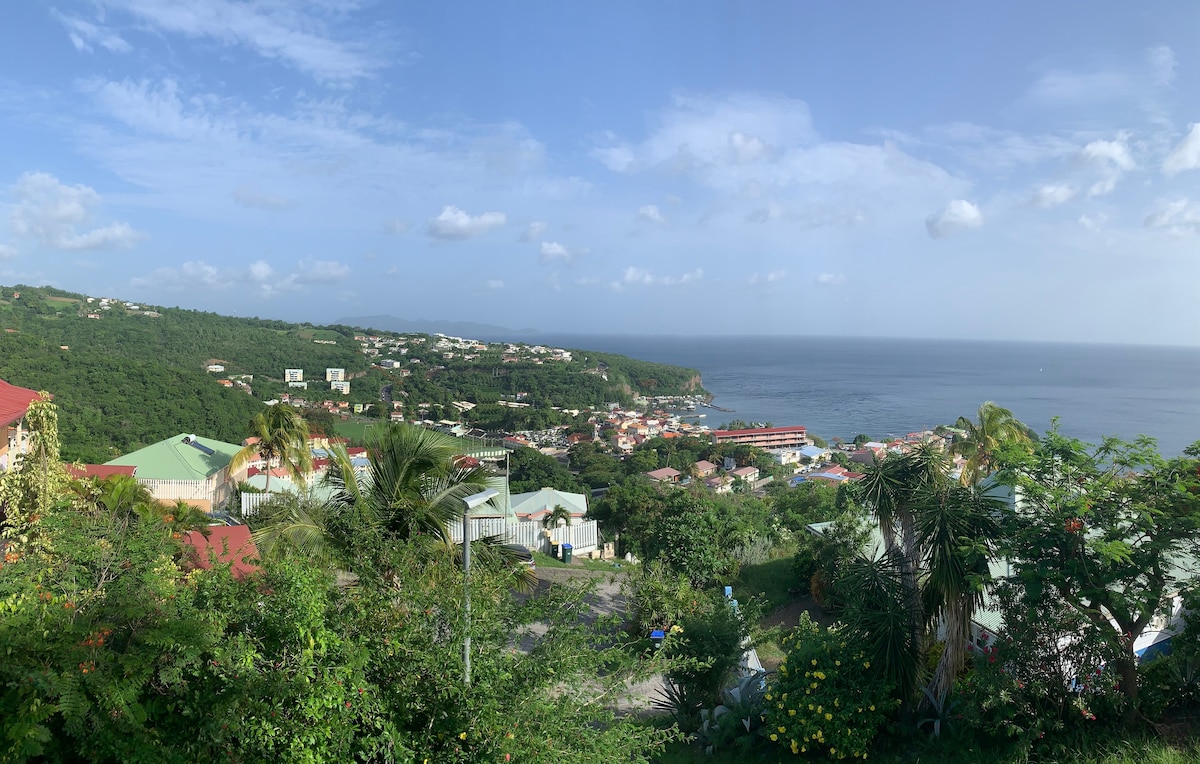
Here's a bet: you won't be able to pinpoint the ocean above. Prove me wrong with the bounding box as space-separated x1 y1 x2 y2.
532 335 1200 457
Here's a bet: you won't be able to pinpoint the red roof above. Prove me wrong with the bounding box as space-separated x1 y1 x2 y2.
0 379 44 428
65 464 137 480
713 426 806 439
182 525 260 580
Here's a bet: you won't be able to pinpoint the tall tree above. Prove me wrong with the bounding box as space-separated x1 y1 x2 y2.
229 405 312 493
0 394 71 547
951 401 1033 485
918 482 1003 702
996 429 1200 724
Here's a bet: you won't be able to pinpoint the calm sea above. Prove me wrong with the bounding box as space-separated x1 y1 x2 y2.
529 335 1200 457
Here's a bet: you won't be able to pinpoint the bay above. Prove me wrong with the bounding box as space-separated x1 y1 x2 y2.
532 335 1200 457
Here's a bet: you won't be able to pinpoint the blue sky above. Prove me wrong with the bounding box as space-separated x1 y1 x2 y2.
2 1 1199 344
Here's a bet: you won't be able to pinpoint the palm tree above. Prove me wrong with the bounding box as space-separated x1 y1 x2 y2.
917 482 1002 704
541 504 572 530
951 402 1033 486
254 423 533 590
228 406 312 493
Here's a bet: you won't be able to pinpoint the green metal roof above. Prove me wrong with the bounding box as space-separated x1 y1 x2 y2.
106 434 242 480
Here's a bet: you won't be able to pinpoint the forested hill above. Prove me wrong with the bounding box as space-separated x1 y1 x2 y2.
0 285 704 463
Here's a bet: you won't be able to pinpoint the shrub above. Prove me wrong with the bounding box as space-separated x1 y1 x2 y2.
662 591 751 722
763 613 898 759
623 560 708 637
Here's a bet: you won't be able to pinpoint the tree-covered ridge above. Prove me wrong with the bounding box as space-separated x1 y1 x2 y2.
0 284 706 460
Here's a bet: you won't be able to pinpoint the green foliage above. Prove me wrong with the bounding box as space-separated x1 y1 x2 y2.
763 614 898 758
623 560 709 636
507 446 586 494
661 592 751 722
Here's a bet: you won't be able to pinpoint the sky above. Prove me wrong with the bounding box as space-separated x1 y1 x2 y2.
1 2 1199 344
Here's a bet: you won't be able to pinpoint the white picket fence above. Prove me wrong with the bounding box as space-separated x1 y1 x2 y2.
446 518 598 555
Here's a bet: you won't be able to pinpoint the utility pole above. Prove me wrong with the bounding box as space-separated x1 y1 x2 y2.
461 488 498 686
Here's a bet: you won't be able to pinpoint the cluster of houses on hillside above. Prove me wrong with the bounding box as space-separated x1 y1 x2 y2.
280 367 351 395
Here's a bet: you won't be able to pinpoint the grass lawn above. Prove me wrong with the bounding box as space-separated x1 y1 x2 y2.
333 419 381 444
732 554 795 613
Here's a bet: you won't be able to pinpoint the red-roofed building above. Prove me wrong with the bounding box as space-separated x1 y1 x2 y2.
0 379 46 472
645 467 682 483
711 426 808 450
65 464 137 481
181 525 260 580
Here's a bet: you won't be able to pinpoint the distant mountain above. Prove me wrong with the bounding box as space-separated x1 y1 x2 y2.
335 315 539 340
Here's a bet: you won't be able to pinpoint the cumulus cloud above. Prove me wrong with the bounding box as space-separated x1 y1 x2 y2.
1149 45 1177 88
816 272 846 286
539 241 579 264
233 185 296 211
1143 198 1200 234
1031 184 1077 208
426 205 506 240
925 200 983 239
748 270 785 286
1078 139 1134 196
518 221 546 242
10 172 142 251
611 266 703 290
0 244 16 260
637 204 666 225
1163 124 1200 176
133 259 226 290
53 11 131 53
294 259 349 284
247 260 274 282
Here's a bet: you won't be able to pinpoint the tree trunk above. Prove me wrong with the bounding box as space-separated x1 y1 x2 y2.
929 599 966 705
898 509 924 707
1117 648 1139 726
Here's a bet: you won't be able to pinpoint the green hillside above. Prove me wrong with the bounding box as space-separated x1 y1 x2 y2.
0 284 705 461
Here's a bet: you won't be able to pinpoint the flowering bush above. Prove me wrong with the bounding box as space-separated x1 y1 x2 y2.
762 614 897 759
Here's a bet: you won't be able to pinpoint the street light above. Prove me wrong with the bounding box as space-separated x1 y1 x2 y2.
461 487 498 687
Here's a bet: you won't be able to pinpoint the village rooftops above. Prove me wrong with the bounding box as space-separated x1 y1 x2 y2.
105 433 242 480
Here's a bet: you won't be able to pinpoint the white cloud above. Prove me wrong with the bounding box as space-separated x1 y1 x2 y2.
0 244 16 260
637 204 666 225
53 11 132 53
1163 124 1200 176
95 0 380 83
816 272 846 286
233 185 296 211
519 221 546 242
486 279 504 290
248 260 274 282
1031 184 1077 208
426 205 506 240
1077 139 1134 197
925 200 983 239
539 241 579 264
132 259 226 290
294 259 349 283
10 172 142 251
1143 198 1200 234
1149 45 1177 88
1078 213 1106 231
611 266 703 290
748 270 785 286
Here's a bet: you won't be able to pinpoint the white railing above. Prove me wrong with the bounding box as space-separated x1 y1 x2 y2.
446 519 599 554
240 492 274 517
139 478 214 503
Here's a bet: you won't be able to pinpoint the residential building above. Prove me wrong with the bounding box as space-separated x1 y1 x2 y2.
508 487 589 524
645 467 682 483
205 364 225 373
711 425 808 450
285 368 304 382
729 465 760 483
326 368 345 382
181 525 260 580
0 379 44 472
331 380 350 394
288 381 308 389
104 433 248 512
693 459 718 477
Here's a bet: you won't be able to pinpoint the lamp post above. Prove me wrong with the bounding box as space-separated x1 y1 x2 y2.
461 487 498 687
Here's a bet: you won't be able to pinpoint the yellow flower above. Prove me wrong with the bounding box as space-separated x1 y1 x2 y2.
788 709 796 716
811 659 818 666
869 705 875 712
825 713 833 721
863 661 870 669
765 693 773 700
778 726 787 733
770 733 778 741
791 740 799 754
836 660 841 666
459 732 467 740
